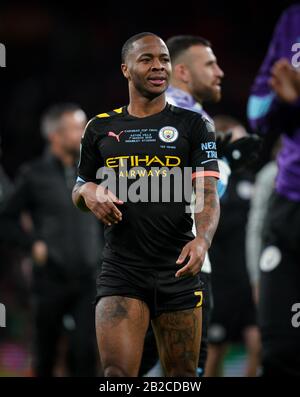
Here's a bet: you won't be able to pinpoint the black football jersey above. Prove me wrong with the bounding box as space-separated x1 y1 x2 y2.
78 103 219 266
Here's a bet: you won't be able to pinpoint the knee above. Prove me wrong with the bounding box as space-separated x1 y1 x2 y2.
104 365 129 377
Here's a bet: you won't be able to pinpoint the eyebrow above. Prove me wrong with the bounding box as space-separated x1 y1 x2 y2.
205 58 217 65
138 52 170 58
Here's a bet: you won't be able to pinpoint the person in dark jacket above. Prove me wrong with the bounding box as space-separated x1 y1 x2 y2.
1 103 104 376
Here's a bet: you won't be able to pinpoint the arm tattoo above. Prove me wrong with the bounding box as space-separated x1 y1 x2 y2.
194 176 220 248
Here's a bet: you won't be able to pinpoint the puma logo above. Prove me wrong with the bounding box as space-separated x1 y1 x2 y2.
107 130 125 142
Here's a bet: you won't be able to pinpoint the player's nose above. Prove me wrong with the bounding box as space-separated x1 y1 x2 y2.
151 58 165 70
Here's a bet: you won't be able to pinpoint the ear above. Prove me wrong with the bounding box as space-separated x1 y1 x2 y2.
173 63 190 84
121 63 130 79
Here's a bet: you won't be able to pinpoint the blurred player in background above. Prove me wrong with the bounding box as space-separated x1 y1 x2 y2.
205 115 261 377
248 4 300 376
0 103 102 376
165 35 260 376
165 35 226 377
246 140 280 303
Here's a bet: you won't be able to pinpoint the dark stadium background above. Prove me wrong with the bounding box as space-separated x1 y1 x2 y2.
0 0 298 377
0 0 298 177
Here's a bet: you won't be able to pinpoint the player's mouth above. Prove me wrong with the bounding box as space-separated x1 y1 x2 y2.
148 76 167 86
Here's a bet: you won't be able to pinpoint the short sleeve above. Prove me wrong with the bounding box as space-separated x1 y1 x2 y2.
77 118 103 183
189 115 220 179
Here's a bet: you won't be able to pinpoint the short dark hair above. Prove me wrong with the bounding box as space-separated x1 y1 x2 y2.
121 32 160 63
166 35 211 63
41 103 84 137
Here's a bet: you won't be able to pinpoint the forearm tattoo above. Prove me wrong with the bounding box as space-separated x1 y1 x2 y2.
194 176 220 247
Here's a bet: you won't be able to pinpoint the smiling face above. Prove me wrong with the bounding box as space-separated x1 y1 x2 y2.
121 35 172 99
175 44 224 104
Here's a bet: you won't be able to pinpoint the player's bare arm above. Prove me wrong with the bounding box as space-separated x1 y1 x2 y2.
72 181 123 226
176 176 220 277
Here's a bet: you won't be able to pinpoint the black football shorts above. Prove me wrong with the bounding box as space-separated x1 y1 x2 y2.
95 258 203 318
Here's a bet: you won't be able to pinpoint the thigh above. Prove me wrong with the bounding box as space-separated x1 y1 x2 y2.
152 307 202 377
96 296 150 377
139 326 159 377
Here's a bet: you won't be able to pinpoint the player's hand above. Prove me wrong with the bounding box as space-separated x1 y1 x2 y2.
175 237 208 278
81 182 123 226
269 58 300 103
32 240 48 266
